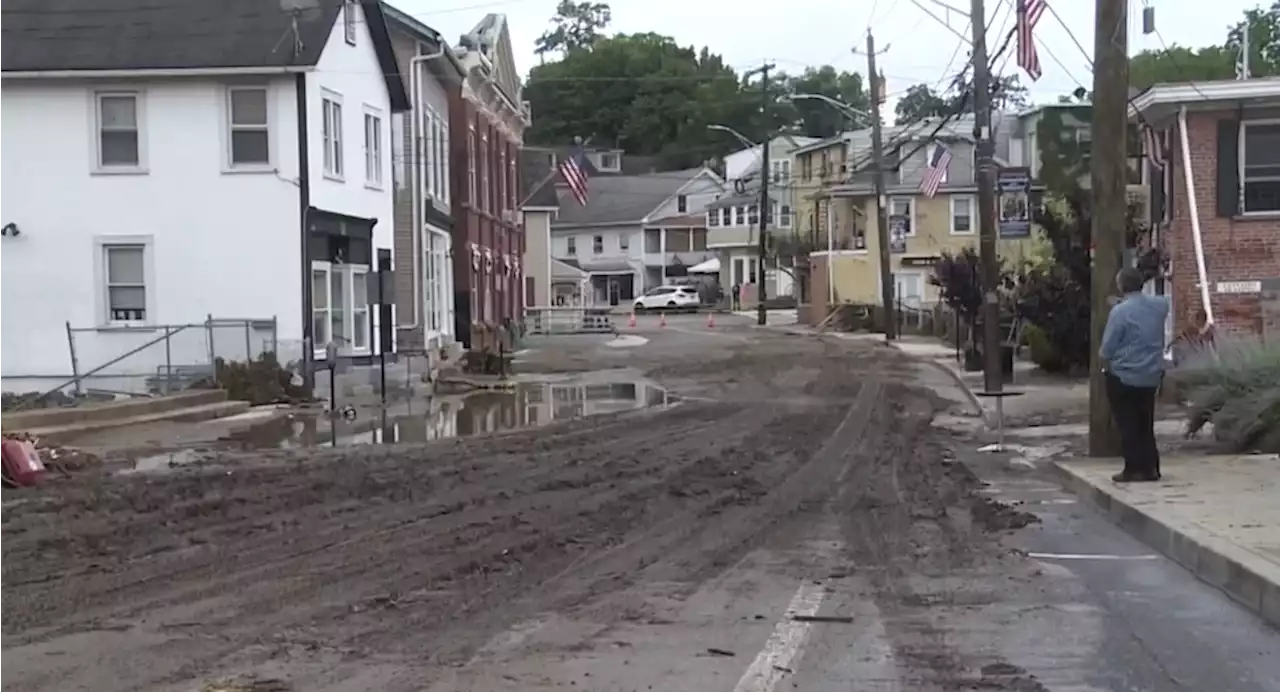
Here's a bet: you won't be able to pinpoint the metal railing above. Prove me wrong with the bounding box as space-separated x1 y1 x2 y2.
51 316 279 400
524 306 616 336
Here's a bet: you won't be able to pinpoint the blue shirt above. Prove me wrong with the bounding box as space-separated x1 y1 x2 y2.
1101 292 1170 388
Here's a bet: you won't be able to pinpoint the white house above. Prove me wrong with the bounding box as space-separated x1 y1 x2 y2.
0 0 409 394
722 134 819 186
521 168 723 307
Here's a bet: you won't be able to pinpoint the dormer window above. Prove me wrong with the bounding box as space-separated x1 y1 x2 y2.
343 0 357 45
597 153 620 172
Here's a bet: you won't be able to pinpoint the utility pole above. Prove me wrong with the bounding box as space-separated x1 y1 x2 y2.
1089 0 1128 456
865 33 896 340
970 0 1001 395
756 62 775 326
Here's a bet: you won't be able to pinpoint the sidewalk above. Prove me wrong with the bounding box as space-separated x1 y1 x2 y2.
1056 454 1280 627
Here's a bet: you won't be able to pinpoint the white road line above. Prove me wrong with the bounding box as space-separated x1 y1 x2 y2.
1027 552 1161 561
733 582 826 692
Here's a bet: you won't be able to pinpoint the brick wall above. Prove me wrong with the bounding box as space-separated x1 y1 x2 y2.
1168 111 1280 337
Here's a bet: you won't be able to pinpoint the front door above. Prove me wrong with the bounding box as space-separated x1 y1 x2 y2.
894 272 923 309
607 277 621 306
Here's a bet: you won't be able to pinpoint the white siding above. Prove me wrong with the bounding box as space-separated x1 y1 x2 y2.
1 77 301 391
647 174 722 220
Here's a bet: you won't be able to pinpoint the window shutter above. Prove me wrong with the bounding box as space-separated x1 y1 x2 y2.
1216 119 1240 217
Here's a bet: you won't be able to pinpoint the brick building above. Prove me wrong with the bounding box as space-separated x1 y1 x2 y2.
1131 78 1280 341
450 15 530 348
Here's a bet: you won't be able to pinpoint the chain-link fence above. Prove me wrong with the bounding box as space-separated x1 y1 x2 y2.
59 316 278 397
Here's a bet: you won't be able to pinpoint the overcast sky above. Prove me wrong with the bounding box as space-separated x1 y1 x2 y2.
398 0 1255 106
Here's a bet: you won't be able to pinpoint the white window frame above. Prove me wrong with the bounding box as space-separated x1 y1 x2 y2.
780 204 792 228
894 271 925 307
619 233 630 250
1239 119 1280 215
321 91 344 180
925 144 949 184
467 124 477 206
566 236 577 256
890 196 916 236
91 90 147 174
224 85 272 171
707 210 721 227
592 234 604 254
949 195 976 235
480 130 491 212
311 261 371 357
94 235 155 327
441 120 452 205
597 152 620 172
363 105 384 189
343 0 357 45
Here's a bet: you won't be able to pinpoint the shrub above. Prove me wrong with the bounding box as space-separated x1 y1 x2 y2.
1169 337 1280 453
1022 323 1067 373
213 351 312 406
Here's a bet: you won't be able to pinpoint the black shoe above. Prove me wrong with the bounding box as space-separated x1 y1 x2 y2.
1112 472 1140 483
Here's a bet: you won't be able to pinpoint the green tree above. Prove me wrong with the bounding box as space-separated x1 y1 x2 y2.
524 33 750 169
894 74 1029 124
1128 44 1235 89
784 66 869 138
894 83 949 123
534 0 613 56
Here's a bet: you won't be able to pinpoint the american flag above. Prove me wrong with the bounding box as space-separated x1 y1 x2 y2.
1142 124 1168 170
1017 0 1046 81
919 144 952 198
558 145 590 206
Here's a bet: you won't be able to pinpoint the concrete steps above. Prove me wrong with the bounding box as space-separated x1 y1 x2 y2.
2 390 249 442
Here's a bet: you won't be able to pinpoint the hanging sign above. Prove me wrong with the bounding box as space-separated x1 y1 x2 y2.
889 215 908 254
997 167 1032 238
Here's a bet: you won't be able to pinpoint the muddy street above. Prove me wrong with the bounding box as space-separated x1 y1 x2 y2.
3 316 1274 692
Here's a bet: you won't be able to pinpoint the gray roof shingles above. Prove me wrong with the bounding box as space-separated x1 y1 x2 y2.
551 169 707 227
1 0 409 110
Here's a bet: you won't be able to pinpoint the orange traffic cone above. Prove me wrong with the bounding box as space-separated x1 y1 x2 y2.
628 311 637 328
659 312 667 328
706 312 716 329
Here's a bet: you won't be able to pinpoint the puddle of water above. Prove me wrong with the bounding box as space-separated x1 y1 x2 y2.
130 380 674 465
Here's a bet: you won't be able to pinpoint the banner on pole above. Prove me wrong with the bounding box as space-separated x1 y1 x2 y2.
997 167 1032 238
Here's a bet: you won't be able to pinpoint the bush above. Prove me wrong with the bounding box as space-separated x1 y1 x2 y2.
1022 323 1067 373
213 351 312 406
1169 337 1280 453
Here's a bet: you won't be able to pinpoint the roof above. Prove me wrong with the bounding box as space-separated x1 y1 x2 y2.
520 146 661 198
1129 77 1280 121
381 3 466 79
551 169 710 227
551 258 588 279
1 0 409 110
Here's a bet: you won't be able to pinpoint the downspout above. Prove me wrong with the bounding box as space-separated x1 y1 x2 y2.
296 72 314 389
1177 105 1214 325
405 43 448 330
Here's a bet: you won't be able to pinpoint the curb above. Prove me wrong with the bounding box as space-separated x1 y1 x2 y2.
914 357 991 426
1051 461 1280 628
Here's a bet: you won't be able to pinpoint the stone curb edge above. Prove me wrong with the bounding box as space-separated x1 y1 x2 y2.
1050 461 1280 628
912 355 992 428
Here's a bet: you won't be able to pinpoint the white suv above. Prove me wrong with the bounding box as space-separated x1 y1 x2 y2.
634 285 701 311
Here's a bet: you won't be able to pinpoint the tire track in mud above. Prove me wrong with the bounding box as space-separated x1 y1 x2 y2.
834 388 1049 691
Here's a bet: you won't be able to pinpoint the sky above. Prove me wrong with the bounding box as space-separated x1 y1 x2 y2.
395 0 1259 107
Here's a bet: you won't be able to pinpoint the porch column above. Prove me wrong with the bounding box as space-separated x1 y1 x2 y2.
659 227 667 286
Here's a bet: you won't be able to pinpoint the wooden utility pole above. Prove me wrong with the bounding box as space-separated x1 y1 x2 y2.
754 62 775 327
970 0 1001 394
866 33 896 339
1089 0 1128 456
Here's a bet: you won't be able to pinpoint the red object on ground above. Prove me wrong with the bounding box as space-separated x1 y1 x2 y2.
659 312 667 328
628 311 636 328
706 312 715 329
2 439 46 487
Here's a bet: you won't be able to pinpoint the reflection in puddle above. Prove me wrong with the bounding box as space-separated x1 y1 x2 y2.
222 380 672 450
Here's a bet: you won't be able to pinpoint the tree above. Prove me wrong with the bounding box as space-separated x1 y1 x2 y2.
894 84 949 124
893 74 1029 124
524 33 750 169
1128 44 1235 89
784 66 869 138
534 0 612 56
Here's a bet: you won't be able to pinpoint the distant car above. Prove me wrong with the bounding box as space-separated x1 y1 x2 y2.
634 285 701 311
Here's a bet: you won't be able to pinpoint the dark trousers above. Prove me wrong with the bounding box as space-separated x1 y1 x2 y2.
1106 373 1161 476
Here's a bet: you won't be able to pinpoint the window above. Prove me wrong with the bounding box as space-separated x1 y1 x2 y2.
890 197 915 235
1242 121 1280 213
747 204 759 226
677 195 687 213
481 131 490 212
721 208 731 226
801 155 813 181
312 262 371 353
593 235 604 254
950 195 974 234
619 234 630 250
708 209 721 227
363 108 383 187
103 244 147 322
498 146 508 212
780 204 792 228
420 109 436 198
467 126 478 206
322 95 343 178
95 92 142 170
227 87 269 167
598 153 620 171
343 0 357 45
509 157 518 211
772 160 791 183
566 236 577 255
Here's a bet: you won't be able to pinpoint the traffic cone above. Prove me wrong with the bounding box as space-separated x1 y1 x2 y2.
706 312 716 329
659 312 667 328
628 311 637 328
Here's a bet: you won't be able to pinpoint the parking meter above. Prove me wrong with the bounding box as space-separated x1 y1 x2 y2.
325 341 339 413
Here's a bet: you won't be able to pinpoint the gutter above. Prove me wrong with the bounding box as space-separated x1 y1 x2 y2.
2 66 307 79
404 42 450 331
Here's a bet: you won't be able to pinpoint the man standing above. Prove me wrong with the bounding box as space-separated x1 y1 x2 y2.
1100 268 1170 482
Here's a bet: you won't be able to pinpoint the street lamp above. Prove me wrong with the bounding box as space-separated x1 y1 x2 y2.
783 93 870 123
708 123 770 326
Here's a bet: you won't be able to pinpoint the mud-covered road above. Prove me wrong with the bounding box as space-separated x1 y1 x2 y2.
8 317 1269 692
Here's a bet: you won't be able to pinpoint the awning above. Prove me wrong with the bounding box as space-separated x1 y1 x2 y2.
689 257 720 274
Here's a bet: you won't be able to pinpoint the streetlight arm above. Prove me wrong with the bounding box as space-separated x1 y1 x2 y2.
786 93 870 121
707 124 757 151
